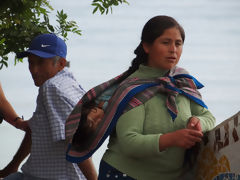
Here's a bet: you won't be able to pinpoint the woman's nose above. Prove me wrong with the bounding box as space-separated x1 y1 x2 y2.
169 43 177 53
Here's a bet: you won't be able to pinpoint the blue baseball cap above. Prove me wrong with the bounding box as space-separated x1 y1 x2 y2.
17 33 67 59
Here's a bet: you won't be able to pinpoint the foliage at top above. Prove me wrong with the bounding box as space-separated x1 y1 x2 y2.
0 0 128 70
92 0 129 14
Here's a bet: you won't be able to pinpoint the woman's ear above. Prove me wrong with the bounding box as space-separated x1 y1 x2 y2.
142 42 150 54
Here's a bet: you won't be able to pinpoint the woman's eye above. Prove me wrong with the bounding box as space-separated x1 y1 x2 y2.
176 42 182 47
162 41 169 45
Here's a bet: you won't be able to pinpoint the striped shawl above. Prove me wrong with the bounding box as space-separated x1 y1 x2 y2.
65 66 207 163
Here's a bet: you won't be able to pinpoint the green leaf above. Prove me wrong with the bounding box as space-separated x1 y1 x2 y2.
0 38 6 44
113 1 119 6
93 6 98 14
92 3 99 6
91 0 128 14
103 1 108 8
0 59 8 69
48 25 54 32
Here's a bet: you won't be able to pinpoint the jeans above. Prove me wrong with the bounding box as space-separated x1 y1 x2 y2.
3 172 23 180
3 172 44 180
98 160 135 180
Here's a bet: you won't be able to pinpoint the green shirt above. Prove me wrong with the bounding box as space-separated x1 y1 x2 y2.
102 65 215 180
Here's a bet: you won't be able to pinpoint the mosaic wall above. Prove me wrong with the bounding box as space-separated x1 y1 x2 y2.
195 111 240 180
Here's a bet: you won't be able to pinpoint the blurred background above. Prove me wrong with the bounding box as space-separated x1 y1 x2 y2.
1 0 240 172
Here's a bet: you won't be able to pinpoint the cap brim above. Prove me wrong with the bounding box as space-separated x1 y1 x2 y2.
17 50 56 59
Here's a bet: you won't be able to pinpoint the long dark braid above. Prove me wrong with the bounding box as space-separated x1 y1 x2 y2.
115 43 148 83
128 43 148 73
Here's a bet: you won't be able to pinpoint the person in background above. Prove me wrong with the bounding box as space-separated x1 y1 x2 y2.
97 15 216 180
2 33 97 180
0 83 29 178
0 83 27 131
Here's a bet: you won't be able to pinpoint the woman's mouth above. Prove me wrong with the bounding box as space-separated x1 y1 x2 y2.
166 57 177 63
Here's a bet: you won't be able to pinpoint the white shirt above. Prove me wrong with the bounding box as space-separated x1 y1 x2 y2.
22 68 86 180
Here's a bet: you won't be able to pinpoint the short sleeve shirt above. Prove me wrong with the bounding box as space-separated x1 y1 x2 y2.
21 68 86 180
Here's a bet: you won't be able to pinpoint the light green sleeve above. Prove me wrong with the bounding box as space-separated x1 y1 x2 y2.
115 105 163 158
190 101 216 132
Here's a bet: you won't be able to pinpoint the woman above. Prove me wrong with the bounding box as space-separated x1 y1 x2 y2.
97 15 215 179
0 83 27 131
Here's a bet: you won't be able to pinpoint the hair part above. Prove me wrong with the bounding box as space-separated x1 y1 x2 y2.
141 15 185 44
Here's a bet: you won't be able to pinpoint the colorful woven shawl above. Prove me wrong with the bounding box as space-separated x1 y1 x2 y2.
65 66 207 163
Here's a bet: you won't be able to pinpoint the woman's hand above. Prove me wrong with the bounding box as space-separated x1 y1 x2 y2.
187 116 202 132
171 129 203 149
159 128 203 151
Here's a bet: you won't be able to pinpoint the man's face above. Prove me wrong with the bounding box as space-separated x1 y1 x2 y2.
28 54 61 87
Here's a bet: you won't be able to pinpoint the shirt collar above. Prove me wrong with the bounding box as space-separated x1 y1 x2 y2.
130 64 169 79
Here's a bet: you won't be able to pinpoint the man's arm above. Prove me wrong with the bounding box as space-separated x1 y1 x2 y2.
0 128 31 178
77 157 97 180
42 85 97 179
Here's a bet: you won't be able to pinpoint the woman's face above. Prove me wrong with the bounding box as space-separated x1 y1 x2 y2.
143 27 183 70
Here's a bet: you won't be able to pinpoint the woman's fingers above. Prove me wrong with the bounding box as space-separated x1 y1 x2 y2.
189 129 203 138
174 129 203 149
188 134 202 143
160 128 203 150
187 116 202 132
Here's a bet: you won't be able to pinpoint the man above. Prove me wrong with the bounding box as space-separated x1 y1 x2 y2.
2 33 97 180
